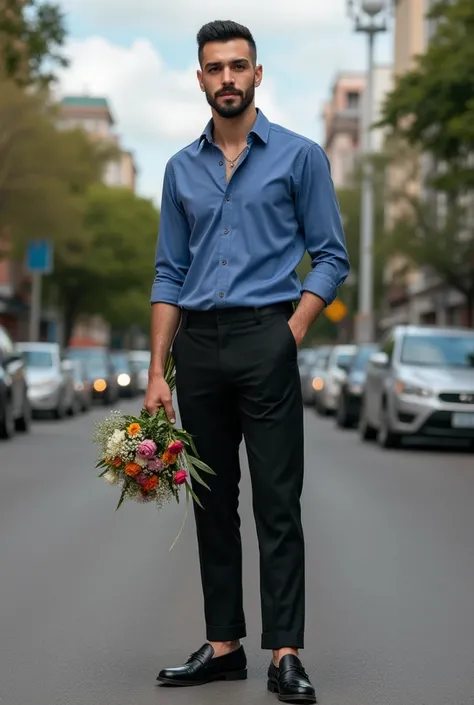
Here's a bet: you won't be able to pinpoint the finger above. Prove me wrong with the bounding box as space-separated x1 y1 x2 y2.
162 396 176 424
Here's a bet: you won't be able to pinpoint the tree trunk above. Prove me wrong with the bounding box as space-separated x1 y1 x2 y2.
466 293 474 328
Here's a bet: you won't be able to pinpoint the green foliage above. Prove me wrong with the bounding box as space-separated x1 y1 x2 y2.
378 0 474 192
49 184 160 341
0 78 111 254
0 0 68 86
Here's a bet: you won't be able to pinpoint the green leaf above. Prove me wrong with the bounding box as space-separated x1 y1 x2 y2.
187 454 216 475
186 482 204 509
185 455 211 490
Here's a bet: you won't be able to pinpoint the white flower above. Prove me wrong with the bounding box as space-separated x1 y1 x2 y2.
106 428 126 457
134 455 148 468
103 470 119 485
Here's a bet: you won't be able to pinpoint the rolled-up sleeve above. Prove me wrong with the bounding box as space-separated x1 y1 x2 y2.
150 160 190 305
295 143 350 306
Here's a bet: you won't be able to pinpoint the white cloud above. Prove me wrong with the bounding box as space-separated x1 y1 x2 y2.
58 37 290 143
62 0 348 32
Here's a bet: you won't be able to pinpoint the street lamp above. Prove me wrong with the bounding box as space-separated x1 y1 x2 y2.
347 0 390 343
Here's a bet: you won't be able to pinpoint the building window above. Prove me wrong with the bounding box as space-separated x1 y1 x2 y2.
346 91 360 110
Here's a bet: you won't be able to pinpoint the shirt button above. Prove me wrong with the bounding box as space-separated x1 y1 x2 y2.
223 229 229 234
219 292 225 298
219 160 223 166
222 259 227 265
225 194 231 201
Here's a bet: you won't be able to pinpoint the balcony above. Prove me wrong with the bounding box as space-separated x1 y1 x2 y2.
325 108 361 149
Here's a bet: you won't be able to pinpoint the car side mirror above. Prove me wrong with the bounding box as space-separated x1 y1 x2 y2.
370 351 389 368
61 360 74 372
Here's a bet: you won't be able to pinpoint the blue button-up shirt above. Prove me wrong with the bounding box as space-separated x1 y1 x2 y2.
151 109 349 310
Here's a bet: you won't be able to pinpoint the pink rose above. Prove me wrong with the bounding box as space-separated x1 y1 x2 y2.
147 457 165 473
168 440 184 456
137 439 157 459
173 470 188 485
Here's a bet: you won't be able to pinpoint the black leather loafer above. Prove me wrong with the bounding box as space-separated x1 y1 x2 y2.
157 643 247 686
267 654 317 703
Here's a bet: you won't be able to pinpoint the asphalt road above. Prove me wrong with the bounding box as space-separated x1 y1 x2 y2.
1 399 474 705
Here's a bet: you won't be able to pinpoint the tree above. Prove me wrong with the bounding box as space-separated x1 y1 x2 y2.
378 0 474 323
295 154 387 341
0 77 113 256
0 0 68 86
48 184 160 343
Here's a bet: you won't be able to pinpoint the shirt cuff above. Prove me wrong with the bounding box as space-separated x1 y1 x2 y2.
150 281 182 306
301 270 337 307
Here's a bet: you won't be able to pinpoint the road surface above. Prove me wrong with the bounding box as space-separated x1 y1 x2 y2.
1 400 473 705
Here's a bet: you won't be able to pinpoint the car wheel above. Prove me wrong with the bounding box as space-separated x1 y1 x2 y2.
0 399 15 439
359 404 377 441
54 396 67 420
336 394 351 428
377 405 401 449
16 394 31 433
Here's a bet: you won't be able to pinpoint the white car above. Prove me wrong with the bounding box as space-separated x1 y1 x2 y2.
314 344 357 416
128 350 151 393
16 342 77 418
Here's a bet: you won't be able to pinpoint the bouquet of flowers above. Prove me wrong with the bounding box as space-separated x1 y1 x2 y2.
92 355 214 545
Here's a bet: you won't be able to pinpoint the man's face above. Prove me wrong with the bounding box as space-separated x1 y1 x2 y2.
197 39 262 119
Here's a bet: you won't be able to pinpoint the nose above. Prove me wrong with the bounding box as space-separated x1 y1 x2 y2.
221 69 235 86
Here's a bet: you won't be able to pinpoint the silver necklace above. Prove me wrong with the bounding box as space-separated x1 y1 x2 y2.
223 146 247 169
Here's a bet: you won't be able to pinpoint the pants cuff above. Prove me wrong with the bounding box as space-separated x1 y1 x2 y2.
261 631 304 650
206 622 247 642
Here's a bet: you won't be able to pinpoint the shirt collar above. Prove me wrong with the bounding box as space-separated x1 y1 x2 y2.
199 108 270 148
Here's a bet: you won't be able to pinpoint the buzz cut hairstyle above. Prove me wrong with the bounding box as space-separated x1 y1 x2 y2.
197 20 257 66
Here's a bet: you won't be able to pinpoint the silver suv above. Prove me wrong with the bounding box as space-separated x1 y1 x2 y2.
359 325 474 449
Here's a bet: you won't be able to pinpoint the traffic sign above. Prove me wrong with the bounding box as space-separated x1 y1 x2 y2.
26 240 53 274
324 298 348 323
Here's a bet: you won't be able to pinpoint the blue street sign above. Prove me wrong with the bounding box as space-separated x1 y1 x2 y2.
26 240 53 274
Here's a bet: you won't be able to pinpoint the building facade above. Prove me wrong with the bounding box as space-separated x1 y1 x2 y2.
381 0 472 329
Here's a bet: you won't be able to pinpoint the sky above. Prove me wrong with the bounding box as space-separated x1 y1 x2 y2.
57 0 393 204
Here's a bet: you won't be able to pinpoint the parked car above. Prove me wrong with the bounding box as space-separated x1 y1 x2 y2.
335 343 379 428
68 359 93 412
298 347 322 405
359 325 474 449
314 344 356 415
0 325 31 439
110 351 139 398
16 342 76 418
128 350 151 393
66 346 119 405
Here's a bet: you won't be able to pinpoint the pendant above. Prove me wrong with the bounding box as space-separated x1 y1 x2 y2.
230 162 235 168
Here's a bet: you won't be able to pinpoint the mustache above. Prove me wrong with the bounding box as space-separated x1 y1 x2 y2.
215 88 243 98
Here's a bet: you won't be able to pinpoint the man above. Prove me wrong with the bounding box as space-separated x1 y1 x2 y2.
145 20 349 704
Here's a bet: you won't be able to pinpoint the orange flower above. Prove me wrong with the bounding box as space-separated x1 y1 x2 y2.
143 475 159 492
162 450 177 465
125 462 141 477
111 457 122 467
127 422 141 436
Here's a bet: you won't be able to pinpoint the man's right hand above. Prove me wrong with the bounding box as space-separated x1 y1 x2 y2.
144 376 176 424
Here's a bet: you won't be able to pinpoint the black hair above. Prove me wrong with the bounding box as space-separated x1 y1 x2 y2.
197 20 257 66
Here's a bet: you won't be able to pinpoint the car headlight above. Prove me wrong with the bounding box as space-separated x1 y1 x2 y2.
117 373 131 387
395 380 433 397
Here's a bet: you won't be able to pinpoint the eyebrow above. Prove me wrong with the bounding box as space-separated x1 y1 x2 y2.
204 58 250 69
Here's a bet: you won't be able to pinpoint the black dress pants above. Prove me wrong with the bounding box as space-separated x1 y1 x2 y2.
172 302 305 650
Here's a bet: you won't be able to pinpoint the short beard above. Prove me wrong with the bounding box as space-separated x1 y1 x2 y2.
206 83 255 119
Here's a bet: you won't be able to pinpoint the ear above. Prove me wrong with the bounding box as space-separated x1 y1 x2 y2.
254 64 263 88
197 69 205 92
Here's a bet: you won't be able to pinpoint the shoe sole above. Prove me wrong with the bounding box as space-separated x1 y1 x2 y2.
157 669 247 687
267 679 317 704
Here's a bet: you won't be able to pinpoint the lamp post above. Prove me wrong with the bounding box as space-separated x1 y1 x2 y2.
347 0 389 343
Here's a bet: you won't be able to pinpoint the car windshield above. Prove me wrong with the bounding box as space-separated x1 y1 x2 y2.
111 353 129 372
21 350 53 368
352 345 378 372
336 352 354 369
400 334 474 368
